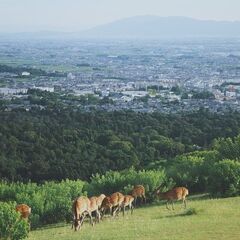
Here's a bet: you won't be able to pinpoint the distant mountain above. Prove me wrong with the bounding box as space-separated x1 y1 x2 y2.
79 16 240 38
1 16 240 39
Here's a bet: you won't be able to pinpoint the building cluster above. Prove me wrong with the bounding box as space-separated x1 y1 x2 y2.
1 39 240 113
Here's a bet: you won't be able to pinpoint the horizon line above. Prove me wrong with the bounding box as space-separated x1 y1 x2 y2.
1 15 240 34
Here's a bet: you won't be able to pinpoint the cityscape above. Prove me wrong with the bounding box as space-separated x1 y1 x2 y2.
1 38 240 113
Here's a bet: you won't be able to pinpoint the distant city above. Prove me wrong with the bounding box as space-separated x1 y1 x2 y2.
1 38 240 113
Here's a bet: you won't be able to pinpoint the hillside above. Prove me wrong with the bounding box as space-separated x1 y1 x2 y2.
1 108 240 182
29 196 240 240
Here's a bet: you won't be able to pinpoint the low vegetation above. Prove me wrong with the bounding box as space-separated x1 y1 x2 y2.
0 180 86 228
0 202 30 240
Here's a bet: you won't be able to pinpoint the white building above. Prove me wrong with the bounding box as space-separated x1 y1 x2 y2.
21 71 31 76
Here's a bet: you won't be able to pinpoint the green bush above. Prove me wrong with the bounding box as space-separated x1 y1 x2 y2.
0 202 29 240
84 167 171 198
208 159 240 197
168 154 206 193
168 150 219 193
0 179 86 227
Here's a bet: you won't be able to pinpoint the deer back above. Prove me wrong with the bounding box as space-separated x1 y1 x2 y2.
132 185 145 197
123 195 134 207
16 204 31 219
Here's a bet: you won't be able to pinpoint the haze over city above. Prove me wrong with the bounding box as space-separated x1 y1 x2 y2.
0 0 240 32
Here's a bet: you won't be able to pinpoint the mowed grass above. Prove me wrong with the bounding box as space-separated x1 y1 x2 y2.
29 196 240 240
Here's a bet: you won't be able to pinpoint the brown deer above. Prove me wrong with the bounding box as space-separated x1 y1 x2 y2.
72 196 93 231
96 194 106 210
16 204 31 220
131 185 146 205
122 195 134 216
155 187 189 210
100 192 124 218
88 196 101 223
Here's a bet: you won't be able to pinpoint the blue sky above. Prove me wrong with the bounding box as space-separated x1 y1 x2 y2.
0 0 240 32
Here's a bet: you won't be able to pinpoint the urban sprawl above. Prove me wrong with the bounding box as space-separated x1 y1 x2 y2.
1 39 240 113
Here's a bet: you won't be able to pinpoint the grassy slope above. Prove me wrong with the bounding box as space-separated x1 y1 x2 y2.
29 196 240 240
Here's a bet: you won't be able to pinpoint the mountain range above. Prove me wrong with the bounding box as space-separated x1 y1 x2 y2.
79 16 240 38
1 16 240 39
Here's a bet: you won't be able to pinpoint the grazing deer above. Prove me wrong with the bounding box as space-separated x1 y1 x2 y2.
72 196 93 231
131 185 146 206
122 195 134 216
16 204 31 220
100 192 124 218
155 187 189 210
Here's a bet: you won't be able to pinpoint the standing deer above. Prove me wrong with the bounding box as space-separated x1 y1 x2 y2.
155 187 189 210
122 195 134 216
131 185 146 206
100 192 124 218
96 194 106 210
88 196 101 223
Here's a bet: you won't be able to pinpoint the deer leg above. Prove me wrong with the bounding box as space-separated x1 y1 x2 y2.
96 210 100 223
166 200 170 210
115 205 121 217
76 221 81 231
79 214 85 227
118 206 121 215
71 219 74 229
112 206 118 217
101 209 105 220
171 200 175 210
183 198 187 208
143 194 146 204
131 204 134 215
110 206 113 217
88 211 94 226
123 206 125 216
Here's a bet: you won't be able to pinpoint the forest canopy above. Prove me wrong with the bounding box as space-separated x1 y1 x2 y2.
1 108 240 182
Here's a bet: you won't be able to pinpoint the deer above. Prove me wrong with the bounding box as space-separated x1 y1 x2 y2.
155 186 189 210
96 194 106 210
88 196 101 223
100 192 124 218
122 195 134 216
72 196 93 231
16 204 31 220
131 185 146 206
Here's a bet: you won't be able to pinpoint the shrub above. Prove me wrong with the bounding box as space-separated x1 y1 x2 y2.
84 167 171 199
168 151 219 193
168 154 206 193
208 159 240 197
0 179 86 227
0 202 29 240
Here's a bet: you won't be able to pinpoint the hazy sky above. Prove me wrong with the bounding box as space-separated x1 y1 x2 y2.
0 0 240 32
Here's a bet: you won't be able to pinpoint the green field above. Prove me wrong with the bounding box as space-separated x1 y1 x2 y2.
29 196 240 240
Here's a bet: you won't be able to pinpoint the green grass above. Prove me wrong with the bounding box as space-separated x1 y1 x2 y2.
29 196 240 240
